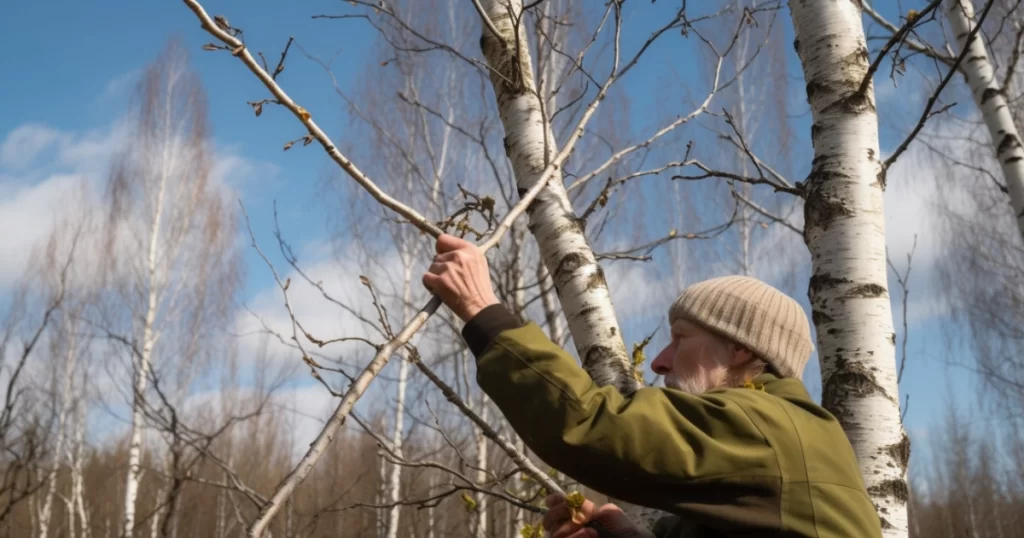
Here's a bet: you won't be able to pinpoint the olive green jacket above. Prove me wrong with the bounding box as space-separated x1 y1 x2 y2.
462 305 882 538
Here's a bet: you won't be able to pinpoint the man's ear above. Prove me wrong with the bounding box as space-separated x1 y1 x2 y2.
729 344 755 367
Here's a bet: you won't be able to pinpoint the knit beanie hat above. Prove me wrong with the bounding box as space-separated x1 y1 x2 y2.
668 275 814 379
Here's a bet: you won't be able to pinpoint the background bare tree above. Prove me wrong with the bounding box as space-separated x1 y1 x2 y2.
94 38 242 537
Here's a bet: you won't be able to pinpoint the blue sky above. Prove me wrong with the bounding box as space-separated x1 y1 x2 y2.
0 0 998 478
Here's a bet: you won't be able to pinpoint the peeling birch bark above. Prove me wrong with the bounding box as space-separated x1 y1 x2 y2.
789 1 908 536
946 0 1024 239
478 0 638 395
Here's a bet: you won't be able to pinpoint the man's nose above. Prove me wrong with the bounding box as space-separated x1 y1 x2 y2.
651 344 673 375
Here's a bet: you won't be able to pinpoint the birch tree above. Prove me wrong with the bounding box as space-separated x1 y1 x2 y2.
98 39 241 538
861 0 1024 415
36 302 87 538
179 0 787 533
788 3 907 535
944 0 1024 238
0 233 77 529
476 0 640 395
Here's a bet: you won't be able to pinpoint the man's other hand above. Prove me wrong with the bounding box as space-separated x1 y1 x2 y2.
543 494 654 538
422 234 499 322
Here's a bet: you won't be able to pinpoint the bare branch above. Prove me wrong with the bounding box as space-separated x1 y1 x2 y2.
182 0 443 237
595 205 739 262
404 347 563 495
861 0 956 65
883 0 999 172
469 0 503 41
672 159 804 196
886 236 917 386
731 187 803 236
858 0 944 96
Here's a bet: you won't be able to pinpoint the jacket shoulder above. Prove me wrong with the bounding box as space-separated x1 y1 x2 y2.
716 378 882 537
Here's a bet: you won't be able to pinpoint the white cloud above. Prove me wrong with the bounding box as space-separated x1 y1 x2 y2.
0 124 66 169
101 69 140 100
233 244 414 371
882 116 991 325
0 174 94 287
0 118 273 292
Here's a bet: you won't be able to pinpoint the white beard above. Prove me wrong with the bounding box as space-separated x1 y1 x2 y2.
664 366 728 394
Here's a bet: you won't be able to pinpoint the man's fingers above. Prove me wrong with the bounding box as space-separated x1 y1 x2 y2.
422 272 440 293
544 493 566 509
436 233 474 254
542 502 571 532
427 261 449 276
433 251 460 263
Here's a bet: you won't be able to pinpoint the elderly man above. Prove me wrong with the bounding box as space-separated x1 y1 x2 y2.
423 234 882 537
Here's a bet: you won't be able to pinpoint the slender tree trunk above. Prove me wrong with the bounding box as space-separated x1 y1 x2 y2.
510 437 526 534
65 495 76 538
71 398 90 538
426 474 435 538
789 2 909 536
536 264 565 345
122 128 171 538
376 444 388 538
215 487 225 538
384 262 413 538
149 479 165 538
39 313 80 538
478 0 638 395
472 402 489 538
946 0 1024 238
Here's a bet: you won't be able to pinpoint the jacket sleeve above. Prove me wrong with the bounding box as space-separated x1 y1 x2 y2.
463 305 781 513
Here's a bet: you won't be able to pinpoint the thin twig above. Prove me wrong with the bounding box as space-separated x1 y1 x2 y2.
470 0 503 41
183 0 442 237
858 0 944 96
861 0 956 66
883 0 998 171
595 205 739 262
731 188 803 236
886 235 916 385
405 347 563 495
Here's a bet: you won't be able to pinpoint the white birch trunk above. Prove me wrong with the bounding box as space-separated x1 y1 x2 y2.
789 2 908 536
472 402 489 538
510 437 526 533
376 450 387 538
64 495 76 538
149 481 164 538
426 474 436 538
38 312 80 538
536 263 565 345
384 262 414 538
946 0 1024 238
71 397 90 538
478 0 638 395
121 87 176 536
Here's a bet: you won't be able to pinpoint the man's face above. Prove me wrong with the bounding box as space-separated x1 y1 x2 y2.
651 318 734 394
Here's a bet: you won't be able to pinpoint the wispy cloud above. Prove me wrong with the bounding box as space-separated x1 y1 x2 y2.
0 123 67 169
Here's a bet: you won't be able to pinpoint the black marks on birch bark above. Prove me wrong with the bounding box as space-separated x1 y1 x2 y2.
480 32 526 96
846 283 887 299
886 432 911 471
812 310 835 325
809 274 853 296
821 356 887 412
981 87 1002 104
553 252 586 283
868 479 909 505
804 180 854 235
587 266 608 292
997 133 1022 156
